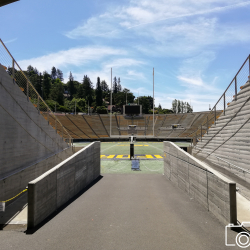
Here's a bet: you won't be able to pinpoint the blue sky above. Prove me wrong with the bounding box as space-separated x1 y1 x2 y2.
1 0 250 111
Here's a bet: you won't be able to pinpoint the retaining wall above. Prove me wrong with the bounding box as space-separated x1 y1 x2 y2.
27 141 100 229
0 65 68 180
0 147 73 205
164 141 237 225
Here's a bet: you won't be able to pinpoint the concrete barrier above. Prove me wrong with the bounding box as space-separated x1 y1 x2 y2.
27 141 100 229
0 147 73 205
164 141 237 225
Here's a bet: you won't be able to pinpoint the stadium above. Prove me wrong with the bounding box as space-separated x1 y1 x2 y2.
1 1 250 249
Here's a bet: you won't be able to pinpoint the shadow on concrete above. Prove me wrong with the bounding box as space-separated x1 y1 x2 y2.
0 193 27 230
25 175 103 235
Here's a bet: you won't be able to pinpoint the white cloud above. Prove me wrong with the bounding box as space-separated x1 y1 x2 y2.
177 76 204 86
64 0 250 61
65 14 120 39
19 46 127 73
125 0 250 29
105 58 146 69
125 70 146 80
56 57 147 86
3 38 17 44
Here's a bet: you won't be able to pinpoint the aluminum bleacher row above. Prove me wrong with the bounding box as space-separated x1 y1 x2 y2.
55 112 215 139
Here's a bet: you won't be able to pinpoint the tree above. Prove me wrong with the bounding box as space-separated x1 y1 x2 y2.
180 101 184 113
138 96 151 114
177 100 181 113
158 104 162 110
95 77 103 107
101 80 109 92
43 71 51 100
78 75 94 105
50 78 64 105
172 99 193 113
117 77 122 92
25 65 41 95
96 106 107 114
56 69 64 82
68 71 75 100
186 102 193 113
113 77 118 93
51 67 57 83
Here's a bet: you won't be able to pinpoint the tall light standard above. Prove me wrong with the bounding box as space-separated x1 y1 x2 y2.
110 68 112 137
153 68 155 137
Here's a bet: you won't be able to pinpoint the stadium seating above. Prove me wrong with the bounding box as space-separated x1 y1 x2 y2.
54 112 213 139
193 78 250 186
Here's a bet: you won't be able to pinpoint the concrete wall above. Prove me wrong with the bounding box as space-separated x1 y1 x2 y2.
0 147 73 205
27 142 100 229
164 141 237 225
0 65 68 180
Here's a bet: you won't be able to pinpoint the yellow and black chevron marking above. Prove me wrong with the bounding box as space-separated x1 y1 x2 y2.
100 154 163 159
0 189 27 203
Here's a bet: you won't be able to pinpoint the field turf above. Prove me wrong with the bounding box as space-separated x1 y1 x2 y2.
73 141 190 174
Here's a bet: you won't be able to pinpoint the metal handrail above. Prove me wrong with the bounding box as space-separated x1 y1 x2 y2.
0 38 72 146
194 146 250 174
191 54 250 143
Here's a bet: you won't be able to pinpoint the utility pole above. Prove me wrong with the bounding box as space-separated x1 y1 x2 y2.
153 68 154 137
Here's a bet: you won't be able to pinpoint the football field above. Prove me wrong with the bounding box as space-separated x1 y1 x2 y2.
74 141 190 174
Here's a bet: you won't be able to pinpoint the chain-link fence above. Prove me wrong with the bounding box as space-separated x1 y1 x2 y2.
0 39 72 146
191 55 250 145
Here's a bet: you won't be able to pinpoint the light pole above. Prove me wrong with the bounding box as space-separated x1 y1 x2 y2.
110 68 112 137
153 68 154 137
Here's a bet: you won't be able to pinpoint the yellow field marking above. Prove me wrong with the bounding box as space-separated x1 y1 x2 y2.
100 155 106 158
145 155 154 159
154 155 163 159
116 155 130 158
116 155 123 158
107 155 115 159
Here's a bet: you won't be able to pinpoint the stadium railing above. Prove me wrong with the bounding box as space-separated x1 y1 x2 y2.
0 39 72 146
192 54 250 145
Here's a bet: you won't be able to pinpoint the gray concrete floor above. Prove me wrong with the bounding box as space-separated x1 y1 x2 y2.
0 174 242 250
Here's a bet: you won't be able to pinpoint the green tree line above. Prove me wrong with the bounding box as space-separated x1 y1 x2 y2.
10 65 190 114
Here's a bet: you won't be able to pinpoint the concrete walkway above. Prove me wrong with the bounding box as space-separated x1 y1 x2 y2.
0 174 241 250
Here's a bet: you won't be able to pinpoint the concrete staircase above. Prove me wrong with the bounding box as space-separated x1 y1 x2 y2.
193 77 250 197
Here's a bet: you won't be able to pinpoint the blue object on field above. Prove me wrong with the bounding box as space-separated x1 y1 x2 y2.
131 159 140 171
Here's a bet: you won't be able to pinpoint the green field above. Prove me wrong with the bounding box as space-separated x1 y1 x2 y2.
73 141 190 174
